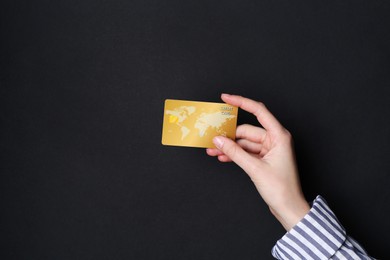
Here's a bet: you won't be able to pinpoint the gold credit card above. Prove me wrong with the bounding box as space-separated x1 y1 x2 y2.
162 99 238 148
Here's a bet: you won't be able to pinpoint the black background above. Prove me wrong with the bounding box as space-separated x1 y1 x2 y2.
1 0 390 259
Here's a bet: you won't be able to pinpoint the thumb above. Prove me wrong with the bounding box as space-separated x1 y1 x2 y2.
213 136 259 174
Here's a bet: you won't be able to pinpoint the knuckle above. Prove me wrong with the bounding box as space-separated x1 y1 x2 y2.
254 102 266 117
281 129 293 143
284 129 292 138
257 101 265 107
224 143 238 158
239 124 250 135
256 101 265 109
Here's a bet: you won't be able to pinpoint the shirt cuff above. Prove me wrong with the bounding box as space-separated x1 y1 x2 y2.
272 195 347 259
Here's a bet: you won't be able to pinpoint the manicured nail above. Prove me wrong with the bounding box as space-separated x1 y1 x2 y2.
213 136 224 149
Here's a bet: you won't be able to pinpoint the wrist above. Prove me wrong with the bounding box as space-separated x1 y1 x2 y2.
270 198 310 231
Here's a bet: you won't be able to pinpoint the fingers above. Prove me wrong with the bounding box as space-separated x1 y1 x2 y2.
237 139 263 154
217 154 232 162
206 139 264 157
208 124 265 155
212 136 261 173
207 139 263 158
221 94 283 133
206 148 224 156
236 124 267 143
206 149 232 162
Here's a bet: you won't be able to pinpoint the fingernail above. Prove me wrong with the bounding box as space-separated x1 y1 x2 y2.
221 93 230 98
213 136 224 149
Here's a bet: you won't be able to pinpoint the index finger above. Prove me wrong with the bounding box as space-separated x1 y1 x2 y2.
221 93 284 132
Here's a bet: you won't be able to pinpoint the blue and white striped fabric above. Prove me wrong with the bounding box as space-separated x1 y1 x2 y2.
272 196 374 259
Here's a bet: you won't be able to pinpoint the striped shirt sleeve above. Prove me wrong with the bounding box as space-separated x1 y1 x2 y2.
271 195 374 259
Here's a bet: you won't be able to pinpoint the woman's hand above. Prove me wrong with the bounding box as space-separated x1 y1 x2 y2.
206 94 310 231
